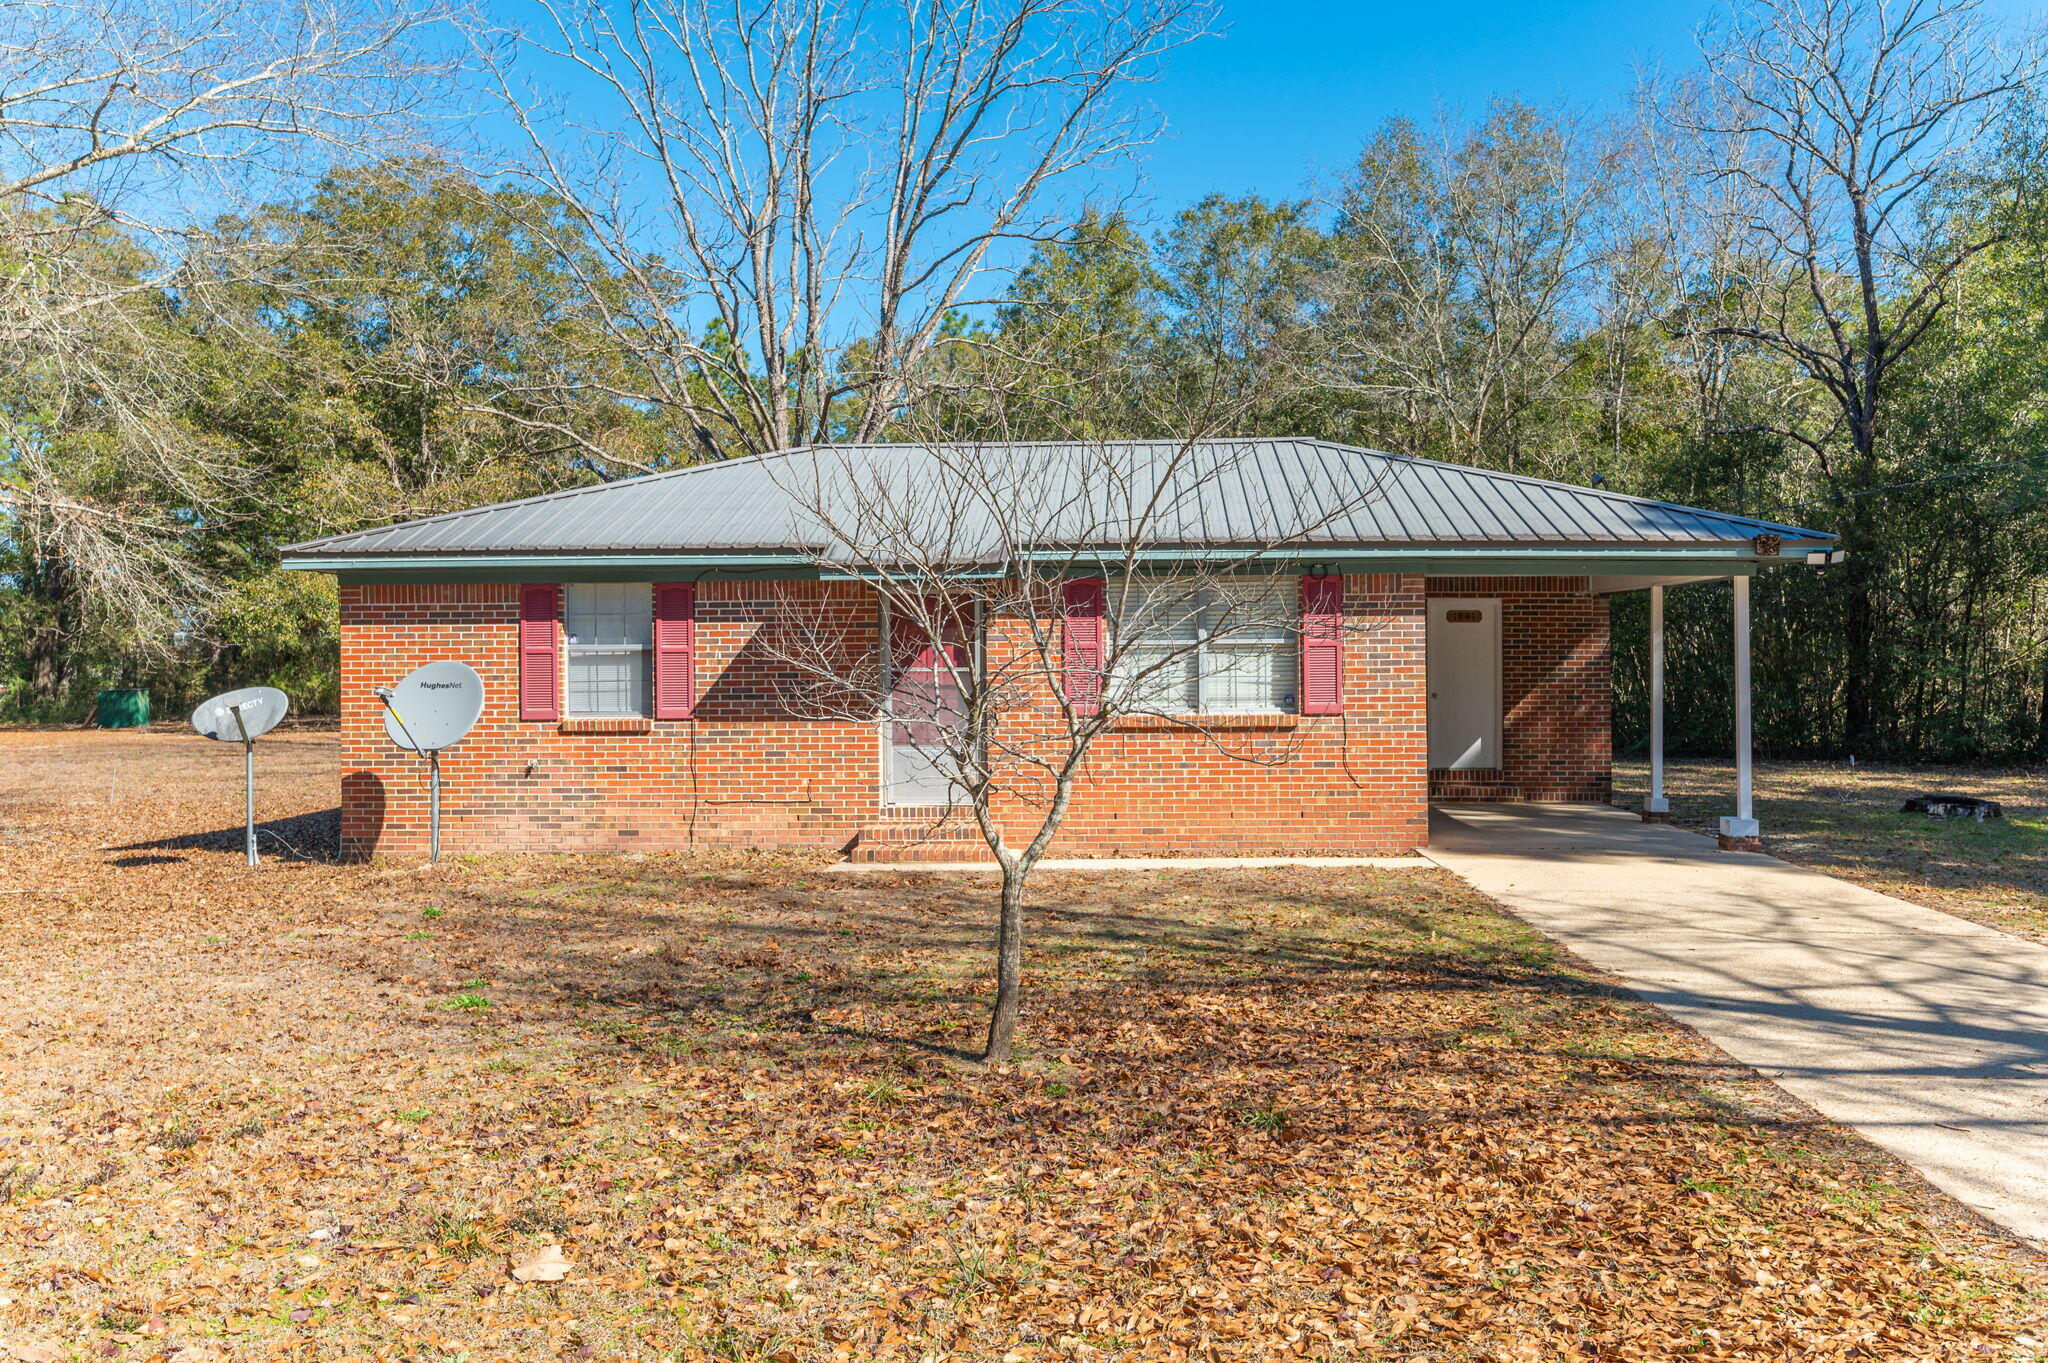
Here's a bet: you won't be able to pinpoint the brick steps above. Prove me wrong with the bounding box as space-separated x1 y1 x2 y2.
845 813 994 864
1432 782 1523 803
1430 768 1524 804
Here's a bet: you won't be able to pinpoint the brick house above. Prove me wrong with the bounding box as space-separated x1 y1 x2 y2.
282 440 1835 860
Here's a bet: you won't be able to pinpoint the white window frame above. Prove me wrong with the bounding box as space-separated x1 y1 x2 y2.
563 582 653 718
1109 577 1299 716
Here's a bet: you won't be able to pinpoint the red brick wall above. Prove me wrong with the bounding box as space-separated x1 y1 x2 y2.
339 581 882 858
1042 573 1428 853
335 571 1605 858
1426 577 1612 802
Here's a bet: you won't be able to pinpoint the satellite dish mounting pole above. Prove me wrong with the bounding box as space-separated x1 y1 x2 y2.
428 749 443 864
229 704 258 869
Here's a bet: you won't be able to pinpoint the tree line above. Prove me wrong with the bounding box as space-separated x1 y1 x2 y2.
3 0 2045 764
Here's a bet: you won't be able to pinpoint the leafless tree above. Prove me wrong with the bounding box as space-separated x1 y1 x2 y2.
475 0 1213 466
0 0 456 338
758 425 1391 1062
0 0 457 675
1662 0 2039 746
1315 102 1626 473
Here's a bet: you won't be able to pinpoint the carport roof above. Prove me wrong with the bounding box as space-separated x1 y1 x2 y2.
282 439 1835 571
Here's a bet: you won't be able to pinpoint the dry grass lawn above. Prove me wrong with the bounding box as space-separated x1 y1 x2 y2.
1 728 2044 1361
1615 757 2048 941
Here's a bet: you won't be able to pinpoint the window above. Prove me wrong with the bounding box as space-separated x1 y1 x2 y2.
1109 577 1298 714
565 583 651 716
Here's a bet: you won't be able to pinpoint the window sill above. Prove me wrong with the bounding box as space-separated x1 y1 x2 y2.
558 716 654 735
1110 712 1300 732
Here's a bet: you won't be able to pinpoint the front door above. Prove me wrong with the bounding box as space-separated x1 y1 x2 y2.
886 609 969 806
1427 598 1501 769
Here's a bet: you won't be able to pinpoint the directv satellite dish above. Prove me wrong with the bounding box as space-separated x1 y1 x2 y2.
379 661 484 753
191 686 289 743
375 662 485 864
189 686 291 868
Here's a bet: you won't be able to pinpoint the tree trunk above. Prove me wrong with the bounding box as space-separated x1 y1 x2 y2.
23 554 75 705
980 859 1028 1063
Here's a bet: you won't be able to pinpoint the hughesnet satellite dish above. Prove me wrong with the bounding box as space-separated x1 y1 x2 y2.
380 661 485 753
375 661 485 864
190 685 292 868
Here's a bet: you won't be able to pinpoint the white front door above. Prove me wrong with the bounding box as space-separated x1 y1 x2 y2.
1427 597 1501 769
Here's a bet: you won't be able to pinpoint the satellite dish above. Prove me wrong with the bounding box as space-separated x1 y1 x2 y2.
191 686 289 743
376 662 485 865
189 686 291 869
380 661 485 753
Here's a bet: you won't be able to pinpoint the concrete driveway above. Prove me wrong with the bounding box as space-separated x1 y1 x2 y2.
1424 802 2048 1243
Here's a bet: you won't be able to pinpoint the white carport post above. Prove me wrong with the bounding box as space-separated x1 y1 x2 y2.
1718 573 1760 850
1642 583 1670 822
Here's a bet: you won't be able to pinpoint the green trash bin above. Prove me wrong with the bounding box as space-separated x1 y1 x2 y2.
95 688 151 728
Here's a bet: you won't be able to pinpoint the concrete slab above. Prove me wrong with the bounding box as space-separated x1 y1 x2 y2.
826 855 1430 874
1422 802 2048 1243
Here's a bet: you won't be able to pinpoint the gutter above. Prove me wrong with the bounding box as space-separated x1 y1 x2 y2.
283 543 1836 587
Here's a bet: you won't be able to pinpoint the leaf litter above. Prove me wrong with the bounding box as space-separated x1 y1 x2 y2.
0 727 2044 1360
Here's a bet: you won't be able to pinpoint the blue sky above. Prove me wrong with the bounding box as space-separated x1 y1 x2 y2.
1129 0 2044 207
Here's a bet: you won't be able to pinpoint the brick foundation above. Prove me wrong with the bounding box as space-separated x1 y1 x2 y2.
336 573 1607 858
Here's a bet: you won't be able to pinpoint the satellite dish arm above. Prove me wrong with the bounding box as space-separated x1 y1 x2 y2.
375 686 426 752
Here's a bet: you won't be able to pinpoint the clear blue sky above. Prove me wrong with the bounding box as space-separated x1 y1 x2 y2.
1132 0 2044 207
471 0 2046 229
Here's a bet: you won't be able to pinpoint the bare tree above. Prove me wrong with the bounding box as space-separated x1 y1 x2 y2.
1316 102 1625 473
1664 0 2038 748
0 0 457 684
475 0 1212 466
0 0 456 340
760 429 1390 1062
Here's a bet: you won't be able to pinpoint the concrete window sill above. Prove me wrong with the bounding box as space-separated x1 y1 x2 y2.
558 716 654 735
1109 712 1300 732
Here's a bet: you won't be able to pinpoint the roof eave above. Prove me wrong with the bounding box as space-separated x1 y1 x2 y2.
283 539 1837 584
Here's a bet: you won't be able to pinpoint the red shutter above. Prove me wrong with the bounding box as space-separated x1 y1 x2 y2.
1299 575 1343 715
518 583 561 721
1062 577 1105 715
653 582 696 720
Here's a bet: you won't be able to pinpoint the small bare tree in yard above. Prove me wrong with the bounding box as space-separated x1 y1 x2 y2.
761 436 1390 1061
1662 0 2040 749
475 0 1212 464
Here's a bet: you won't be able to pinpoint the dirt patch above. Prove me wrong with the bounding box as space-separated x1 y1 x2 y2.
0 731 2042 1359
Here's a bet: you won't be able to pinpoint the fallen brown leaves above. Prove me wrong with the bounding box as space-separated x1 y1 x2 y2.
0 729 2042 1360
1616 756 2048 941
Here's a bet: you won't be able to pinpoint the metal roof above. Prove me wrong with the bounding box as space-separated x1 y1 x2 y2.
282 440 1835 565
